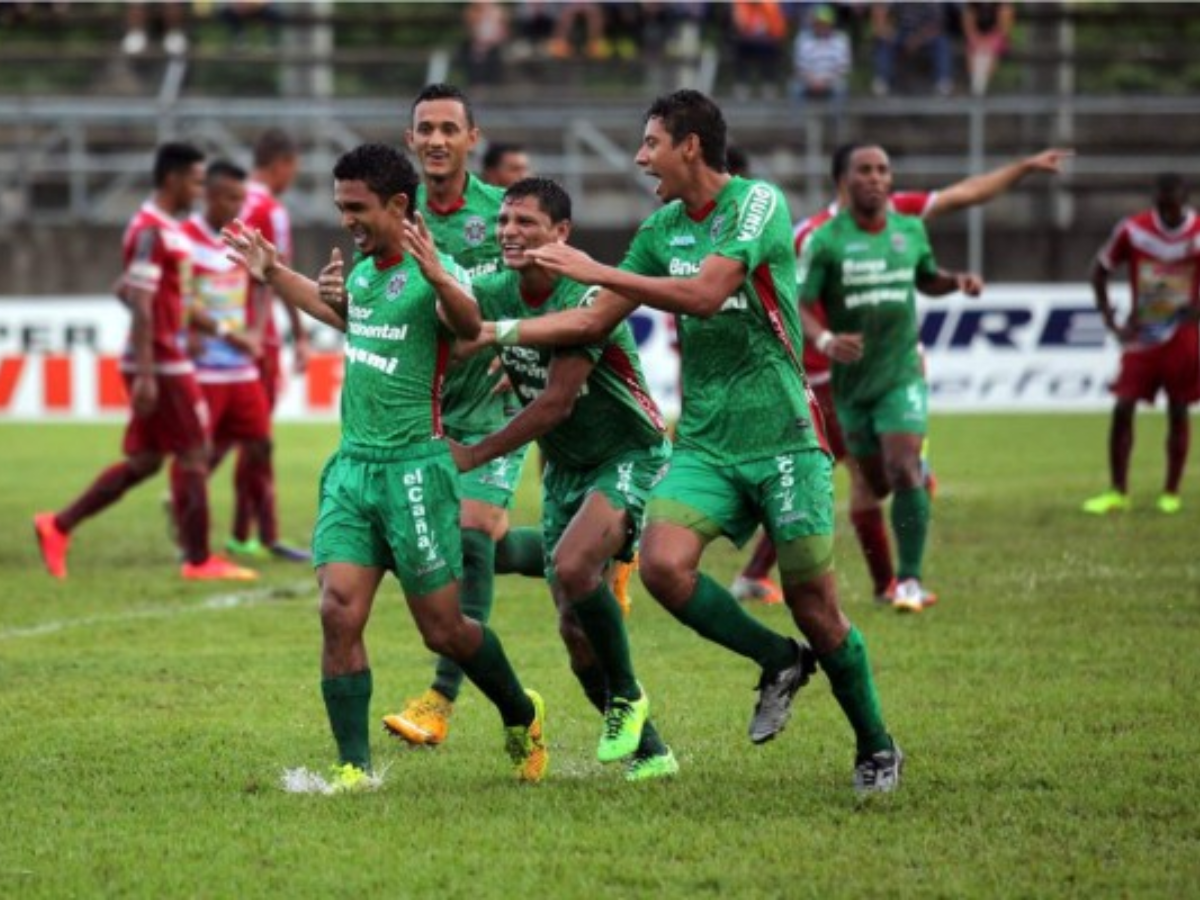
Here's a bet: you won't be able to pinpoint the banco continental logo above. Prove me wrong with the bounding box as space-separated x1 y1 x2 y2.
464 215 487 247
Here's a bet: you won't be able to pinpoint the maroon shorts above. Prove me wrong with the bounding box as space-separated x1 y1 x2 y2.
258 345 282 411
1112 323 1200 406
811 379 848 462
122 372 209 456
201 379 271 444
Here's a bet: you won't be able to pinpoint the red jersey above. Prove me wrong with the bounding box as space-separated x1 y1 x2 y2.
241 180 292 347
120 200 193 375
798 191 939 382
1096 207 1200 347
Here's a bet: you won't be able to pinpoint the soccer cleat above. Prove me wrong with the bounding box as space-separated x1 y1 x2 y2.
225 536 270 560
328 762 378 794
181 555 258 581
749 639 818 745
624 745 679 783
892 578 937 614
33 512 70 579
597 687 650 764
611 553 638 618
1157 493 1183 515
382 689 454 747
854 743 904 797
1081 489 1131 515
874 577 899 606
270 541 313 563
504 689 548 783
730 575 784 606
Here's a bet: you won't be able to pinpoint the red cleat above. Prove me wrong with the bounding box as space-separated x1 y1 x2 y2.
181 555 259 582
33 512 70 579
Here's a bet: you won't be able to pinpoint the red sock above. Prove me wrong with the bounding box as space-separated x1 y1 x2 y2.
850 506 894 595
232 447 255 543
1110 412 1133 492
171 464 211 565
741 533 778 580
57 461 151 532
1166 414 1190 493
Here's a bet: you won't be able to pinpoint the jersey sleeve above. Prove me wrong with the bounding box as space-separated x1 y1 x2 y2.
555 282 606 364
796 227 828 305
1096 219 1130 271
125 225 165 294
892 191 937 218
912 219 940 282
714 180 785 274
269 206 292 262
619 221 661 275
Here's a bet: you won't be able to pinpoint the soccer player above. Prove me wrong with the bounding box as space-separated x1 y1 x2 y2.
1082 172 1200 515
506 89 904 795
481 141 532 188
732 143 1073 606
180 160 275 545
456 176 677 781
798 144 983 613
33 142 256 583
222 143 547 789
227 127 311 563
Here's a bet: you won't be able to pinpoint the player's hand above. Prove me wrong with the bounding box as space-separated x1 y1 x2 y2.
131 373 158 417
318 247 346 308
1115 320 1140 346
403 212 447 284
447 439 477 473
957 272 984 296
526 242 605 283
488 355 514 395
827 332 864 363
229 330 264 359
1026 148 1074 174
222 219 279 284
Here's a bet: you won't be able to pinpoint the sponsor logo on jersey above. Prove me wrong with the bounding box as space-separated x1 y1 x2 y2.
465 260 499 279
736 183 776 242
386 271 408 300
464 216 488 247
668 234 696 247
669 258 701 276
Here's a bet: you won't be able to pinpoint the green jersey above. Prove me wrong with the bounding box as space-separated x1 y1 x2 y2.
417 174 507 437
339 251 468 452
798 210 938 405
621 176 819 464
475 270 667 469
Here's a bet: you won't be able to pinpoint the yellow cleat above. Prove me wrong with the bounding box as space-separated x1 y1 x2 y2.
1157 493 1182 515
1081 489 1131 515
504 689 548 784
328 762 379 794
611 553 638 618
382 689 453 746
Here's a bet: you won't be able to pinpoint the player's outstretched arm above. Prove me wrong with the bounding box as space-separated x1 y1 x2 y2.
452 354 593 472
485 286 637 348
404 212 481 341
926 148 1074 221
222 220 347 332
528 243 745 318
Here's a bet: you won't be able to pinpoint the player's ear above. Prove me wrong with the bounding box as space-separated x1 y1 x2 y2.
404 128 416 151
387 192 409 220
555 220 572 243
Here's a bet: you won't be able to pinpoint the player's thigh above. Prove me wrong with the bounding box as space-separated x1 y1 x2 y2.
1111 348 1161 405
873 379 929 439
123 373 209 458
834 396 880 460
646 450 759 548
380 451 465 598
213 381 272 445
312 453 395 572
747 449 835 587
1163 323 1200 406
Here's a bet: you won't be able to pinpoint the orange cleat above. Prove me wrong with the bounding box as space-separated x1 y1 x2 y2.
33 512 70 579
730 575 784 605
181 555 258 581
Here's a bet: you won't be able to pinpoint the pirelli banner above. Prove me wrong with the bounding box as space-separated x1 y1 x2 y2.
0 285 1121 421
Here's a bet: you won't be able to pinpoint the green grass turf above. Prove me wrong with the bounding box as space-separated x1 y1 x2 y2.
2 417 1197 898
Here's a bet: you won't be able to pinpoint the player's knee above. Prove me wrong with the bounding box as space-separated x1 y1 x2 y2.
548 554 599 600
127 453 164 478
638 549 692 608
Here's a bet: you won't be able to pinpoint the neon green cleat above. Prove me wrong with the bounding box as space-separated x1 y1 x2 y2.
598 687 649 763
226 536 270 559
328 762 378 794
504 689 548 783
624 746 679 783
1157 493 1183 514
1081 489 1131 515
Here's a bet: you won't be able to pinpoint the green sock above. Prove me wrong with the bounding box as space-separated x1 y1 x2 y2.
819 626 891 756
572 582 640 699
433 528 495 701
672 572 796 673
575 663 666 757
891 486 930 581
320 669 373 770
458 624 534 728
495 526 545 578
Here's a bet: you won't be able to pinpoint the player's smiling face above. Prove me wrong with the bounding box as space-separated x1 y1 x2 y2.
407 98 479 184
334 178 404 258
845 147 893 216
497 195 568 269
636 117 688 204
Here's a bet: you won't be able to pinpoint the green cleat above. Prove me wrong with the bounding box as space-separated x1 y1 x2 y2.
1157 493 1183 515
624 746 679 783
598 687 649 764
328 762 378 794
226 536 270 559
1081 489 1131 515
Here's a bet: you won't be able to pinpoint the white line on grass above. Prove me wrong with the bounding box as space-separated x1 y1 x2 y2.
0 580 314 642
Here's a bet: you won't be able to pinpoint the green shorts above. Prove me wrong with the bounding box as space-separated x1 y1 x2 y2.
836 378 928 458
312 441 463 597
648 446 834 548
542 441 671 566
456 432 530 510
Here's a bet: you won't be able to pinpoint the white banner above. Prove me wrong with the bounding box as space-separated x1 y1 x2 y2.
0 285 1123 421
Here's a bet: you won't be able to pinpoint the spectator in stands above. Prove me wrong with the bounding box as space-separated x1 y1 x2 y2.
481 142 531 188
216 1 283 51
121 2 188 57
871 2 954 97
546 1 609 60
961 2 1014 96
729 0 789 100
464 0 510 84
510 1 557 61
791 4 851 112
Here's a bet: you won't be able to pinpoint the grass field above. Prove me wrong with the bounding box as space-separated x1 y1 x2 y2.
2 416 1197 899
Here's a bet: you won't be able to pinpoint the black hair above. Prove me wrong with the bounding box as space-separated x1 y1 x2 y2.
412 82 475 128
483 142 525 172
1155 172 1186 195
726 144 750 177
830 142 866 184
206 158 247 184
153 141 205 188
504 177 572 223
333 144 419 213
644 89 727 171
253 128 298 168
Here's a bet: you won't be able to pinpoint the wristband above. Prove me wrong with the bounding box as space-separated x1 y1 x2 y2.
815 330 835 354
495 319 520 346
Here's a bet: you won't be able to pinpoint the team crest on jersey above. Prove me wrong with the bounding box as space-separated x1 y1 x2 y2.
890 232 907 254
710 215 727 242
464 215 488 247
385 271 408 300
